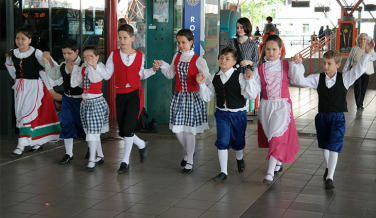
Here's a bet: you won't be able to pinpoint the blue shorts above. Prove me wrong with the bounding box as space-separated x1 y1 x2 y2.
315 112 346 153
214 110 247 150
60 94 85 139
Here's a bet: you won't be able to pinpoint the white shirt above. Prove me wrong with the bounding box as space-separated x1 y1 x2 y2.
290 53 372 90
98 50 156 89
45 56 82 80
199 68 256 112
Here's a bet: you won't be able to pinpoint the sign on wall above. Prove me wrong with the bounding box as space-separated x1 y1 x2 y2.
183 0 201 55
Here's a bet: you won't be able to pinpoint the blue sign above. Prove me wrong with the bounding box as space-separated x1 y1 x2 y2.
183 0 201 55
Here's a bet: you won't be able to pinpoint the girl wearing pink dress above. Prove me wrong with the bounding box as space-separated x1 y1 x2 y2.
248 35 303 183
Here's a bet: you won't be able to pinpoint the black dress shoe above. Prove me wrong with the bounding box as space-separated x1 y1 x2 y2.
139 148 146 163
95 156 105 165
323 168 328 181
236 158 246 173
182 163 194 174
213 172 227 182
180 152 195 167
86 161 95 172
325 179 335 189
59 154 73 165
28 145 44 153
117 162 129 174
274 164 283 176
10 148 24 158
85 147 90 159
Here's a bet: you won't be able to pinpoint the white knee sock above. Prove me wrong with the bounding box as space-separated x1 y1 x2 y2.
64 138 74 157
95 140 104 161
88 141 97 168
133 134 145 149
122 137 134 164
327 151 338 180
185 132 196 169
176 132 187 161
322 149 329 168
218 150 228 175
236 150 244 160
266 155 278 180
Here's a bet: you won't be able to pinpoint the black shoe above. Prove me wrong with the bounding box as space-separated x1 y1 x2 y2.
274 164 283 176
95 156 104 165
59 154 73 165
325 179 335 189
213 172 227 182
139 148 146 163
357 107 362 111
180 152 195 167
28 145 44 153
182 163 194 174
85 148 90 159
323 168 328 181
117 162 129 174
10 148 24 158
236 158 246 173
86 161 95 172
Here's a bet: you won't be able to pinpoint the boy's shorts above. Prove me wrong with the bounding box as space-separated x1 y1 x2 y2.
315 112 346 153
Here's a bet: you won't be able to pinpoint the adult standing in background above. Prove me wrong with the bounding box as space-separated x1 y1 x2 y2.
263 16 273 34
318 26 324 40
343 33 376 111
224 17 259 71
274 24 279 35
132 22 146 54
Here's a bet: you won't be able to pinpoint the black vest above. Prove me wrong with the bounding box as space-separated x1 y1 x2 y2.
317 72 348 113
213 69 245 109
12 50 43 79
61 61 84 96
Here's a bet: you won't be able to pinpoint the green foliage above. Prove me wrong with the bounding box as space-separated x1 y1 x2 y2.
240 0 284 29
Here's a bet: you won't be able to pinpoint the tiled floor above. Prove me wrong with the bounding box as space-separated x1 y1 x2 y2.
1 59 376 218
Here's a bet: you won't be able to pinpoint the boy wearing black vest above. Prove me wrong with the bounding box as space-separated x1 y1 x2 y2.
44 39 91 165
290 40 375 189
197 47 257 182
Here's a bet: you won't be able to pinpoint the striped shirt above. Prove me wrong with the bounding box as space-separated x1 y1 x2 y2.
225 37 259 68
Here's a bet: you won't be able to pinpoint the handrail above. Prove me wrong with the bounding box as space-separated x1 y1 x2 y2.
294 35 333 74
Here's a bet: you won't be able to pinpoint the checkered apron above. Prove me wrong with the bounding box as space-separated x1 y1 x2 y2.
169 61 207 127
80 71 109 134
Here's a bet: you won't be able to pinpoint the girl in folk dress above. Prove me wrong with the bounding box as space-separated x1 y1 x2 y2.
155 29 211 173
248 35 303 183
5 27 61 157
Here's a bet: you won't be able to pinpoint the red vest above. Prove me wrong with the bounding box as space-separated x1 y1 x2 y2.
113 50 142 94
174 53 200 92
81 67 102 94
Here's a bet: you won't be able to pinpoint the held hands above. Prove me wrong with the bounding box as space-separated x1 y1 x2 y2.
240 60 253 67
244 69 253 80
196 73 205 84
291 54 302 65
365 39 375 54
153 60 161 71
42 51 51 64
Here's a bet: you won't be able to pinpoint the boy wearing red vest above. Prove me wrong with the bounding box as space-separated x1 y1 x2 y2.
99 24 159 174
71 46 110 171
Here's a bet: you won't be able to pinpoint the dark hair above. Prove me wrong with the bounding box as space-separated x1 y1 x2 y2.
176 29 194 49
266 16 273 22
118 24 134 37
220 47 237 61
236 17 252 37
259 35 282 65
61 39 78 52
83 45 98 56
5 27 33 57
118 18 127 25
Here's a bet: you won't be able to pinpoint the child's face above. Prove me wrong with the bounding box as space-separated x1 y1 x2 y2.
236 23 245 37
83 50 99 63
62 48 79 63
323 58 341 75
15 32 31 51
177 35 193 52
137 23 146 35
265 41 281 61
118 31 135 50
219 53 237 72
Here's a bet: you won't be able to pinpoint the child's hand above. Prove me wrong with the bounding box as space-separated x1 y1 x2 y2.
86 58 97 69
244 69 253 80
365 39 375 54
152 60 160 71
240 60 253 67
196 73 205 84
293 54 302 65
42 51 51 60
154 60 163 66
67 62 75 74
